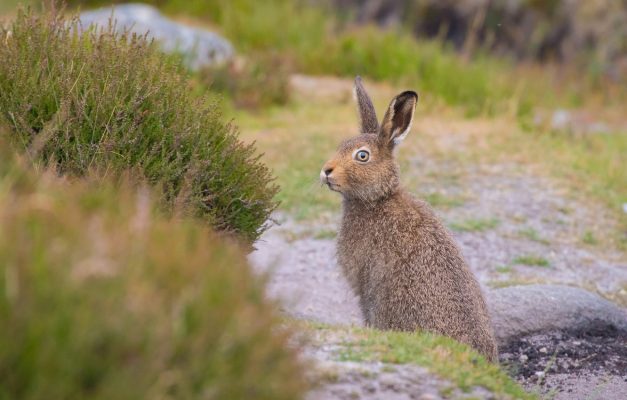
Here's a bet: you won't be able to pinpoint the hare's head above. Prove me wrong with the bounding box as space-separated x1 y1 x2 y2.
320 77 418 202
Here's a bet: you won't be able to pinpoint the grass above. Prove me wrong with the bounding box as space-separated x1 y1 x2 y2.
0 6 277 243
65 0 623 116
314 229 337 240
535 130 627 241
0 146 306 399
234 102 343 220
582 230 599 245
495 126 627 250
495 265 513 274
198 1 622 113
517 228 550 244
450 218 500 233
512 255 551 268
423 192 465 209
305 324 534 399
487 279 540 289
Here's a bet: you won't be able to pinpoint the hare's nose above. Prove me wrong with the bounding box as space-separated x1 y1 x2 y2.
320 166 334 183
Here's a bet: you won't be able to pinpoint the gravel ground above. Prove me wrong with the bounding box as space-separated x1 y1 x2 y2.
250 161 627 398
410 160 627 302
499 325 627 399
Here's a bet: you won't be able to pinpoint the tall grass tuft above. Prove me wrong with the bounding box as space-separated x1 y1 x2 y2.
0 7 278 243
0 145 306 399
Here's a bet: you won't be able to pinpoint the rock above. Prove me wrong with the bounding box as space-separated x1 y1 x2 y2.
78 3 233 69
487 284 627 346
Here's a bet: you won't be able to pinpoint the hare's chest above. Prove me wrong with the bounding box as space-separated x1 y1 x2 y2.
337 216 386 276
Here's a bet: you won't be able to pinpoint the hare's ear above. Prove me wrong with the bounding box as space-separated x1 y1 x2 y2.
379 91 418 148
353 76 379 134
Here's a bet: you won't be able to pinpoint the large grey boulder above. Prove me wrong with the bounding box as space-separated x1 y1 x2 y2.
487 284 627 346
78 3 233 69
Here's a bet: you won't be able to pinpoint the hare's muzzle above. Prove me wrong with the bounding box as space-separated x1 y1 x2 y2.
320 160 335 183
321 167 333 180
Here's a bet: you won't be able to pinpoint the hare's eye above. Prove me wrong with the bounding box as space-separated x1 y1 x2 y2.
355 150 370 162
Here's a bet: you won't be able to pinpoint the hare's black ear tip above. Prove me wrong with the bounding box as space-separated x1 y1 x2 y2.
355 75 363 84
401 90 418 100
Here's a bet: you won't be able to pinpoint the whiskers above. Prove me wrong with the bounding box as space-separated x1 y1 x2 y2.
303 176 332 194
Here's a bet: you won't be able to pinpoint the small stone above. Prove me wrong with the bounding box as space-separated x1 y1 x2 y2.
418 394 438 400
539 347 548 353
519 354 529 362
535 371 545 378
573 340 581 346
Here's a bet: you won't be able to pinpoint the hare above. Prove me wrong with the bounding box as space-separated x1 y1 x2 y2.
320 77 497 361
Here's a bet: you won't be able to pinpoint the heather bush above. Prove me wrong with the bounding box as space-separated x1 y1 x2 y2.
0 145 306 399
0 7 278 243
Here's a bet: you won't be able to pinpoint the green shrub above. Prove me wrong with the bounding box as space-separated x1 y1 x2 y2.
0 146 306 399
0 7 278 243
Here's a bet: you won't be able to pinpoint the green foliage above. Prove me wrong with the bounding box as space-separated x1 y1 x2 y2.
0 149 306 400
204 0 517 115
303 27 513 116
313 229 337 240
508 127 627 249
512 255 551 267
541 130 627 239
450 218 500 232
517 227 549 244
423 192 465 209
495 265 513 274
582 230 598 245
0 7 278 243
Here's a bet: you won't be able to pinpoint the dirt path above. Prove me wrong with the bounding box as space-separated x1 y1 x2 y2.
250 159 627 399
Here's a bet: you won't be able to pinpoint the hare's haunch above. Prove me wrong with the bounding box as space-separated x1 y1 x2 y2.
320 77 497 361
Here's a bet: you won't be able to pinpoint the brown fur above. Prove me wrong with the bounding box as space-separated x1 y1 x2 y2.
321 78 498 361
